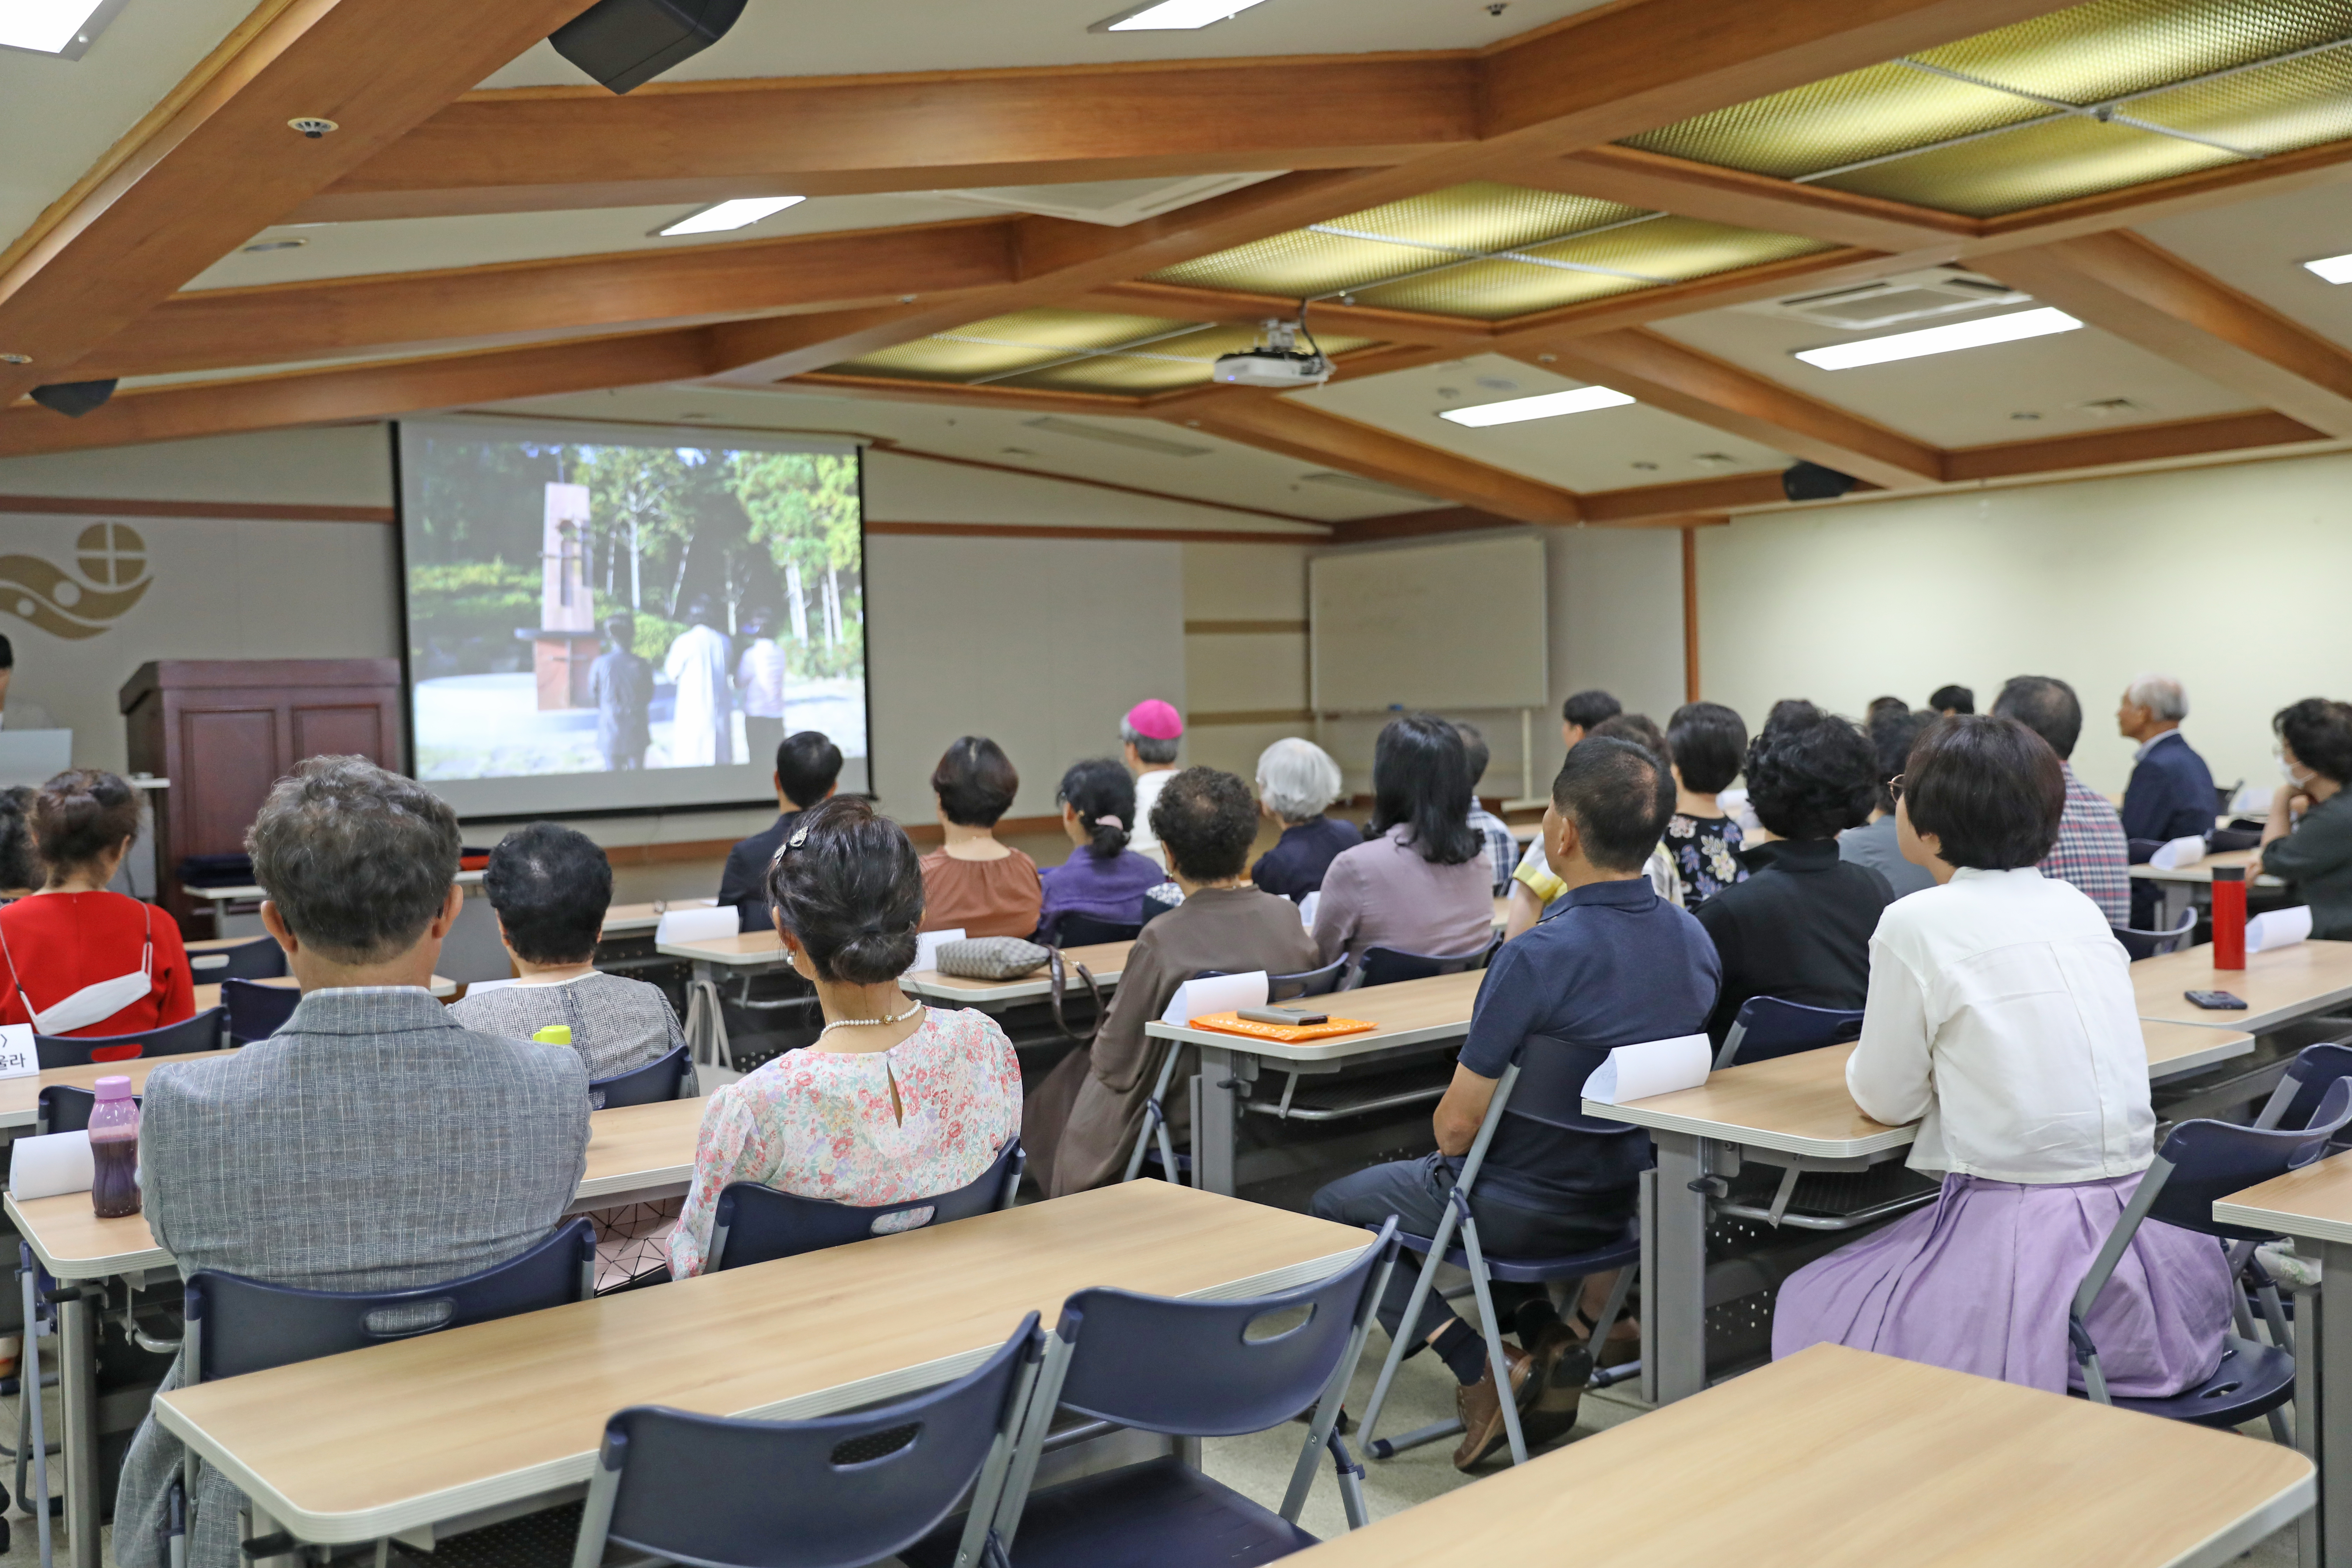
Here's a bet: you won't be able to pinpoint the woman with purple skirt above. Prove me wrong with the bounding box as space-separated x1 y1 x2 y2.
1770 714 2233 1396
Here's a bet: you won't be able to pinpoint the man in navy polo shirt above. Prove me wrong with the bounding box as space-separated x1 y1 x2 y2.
1311 736 1719 1470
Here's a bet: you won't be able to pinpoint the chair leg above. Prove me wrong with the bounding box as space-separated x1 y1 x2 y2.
1328 1430 1369 1531
1584 1265 1639 1385
1357 1210 1462 1455
1122 1046 1185 1184
1279 1250 1394 1523
21 1266 49 1568
1456 1217 1527 1466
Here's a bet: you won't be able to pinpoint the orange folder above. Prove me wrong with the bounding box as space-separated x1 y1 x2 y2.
1186 1011 1379 1043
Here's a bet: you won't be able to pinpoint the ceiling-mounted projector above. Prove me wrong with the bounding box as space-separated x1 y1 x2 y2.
1212 319 1334 389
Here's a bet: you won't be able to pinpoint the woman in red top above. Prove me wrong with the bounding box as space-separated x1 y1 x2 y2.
0 771 194 1038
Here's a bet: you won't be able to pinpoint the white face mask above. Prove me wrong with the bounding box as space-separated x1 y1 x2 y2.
1 905 154 1036
2283 758 2317 789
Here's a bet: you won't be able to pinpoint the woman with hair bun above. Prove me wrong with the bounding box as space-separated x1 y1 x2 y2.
1035 758 1162 943
0 770 194 1036
665 797 1022 1278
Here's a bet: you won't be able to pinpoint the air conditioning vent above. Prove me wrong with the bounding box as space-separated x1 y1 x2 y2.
1746 268 2030 331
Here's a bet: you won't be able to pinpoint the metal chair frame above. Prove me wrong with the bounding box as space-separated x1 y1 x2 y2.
1120 961 1346 1185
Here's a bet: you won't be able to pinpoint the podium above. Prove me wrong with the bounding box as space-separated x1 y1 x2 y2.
120 659 404 931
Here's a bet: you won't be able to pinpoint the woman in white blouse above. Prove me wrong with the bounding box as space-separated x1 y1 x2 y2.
1771 715 2231 1396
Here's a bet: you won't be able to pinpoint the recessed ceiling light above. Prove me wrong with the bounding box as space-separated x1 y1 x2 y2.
0 0 114 57
2304 252 2352 285
1793 307 2081 370
1093 0 1272 30
1439 385 1635 428
655 197 806 237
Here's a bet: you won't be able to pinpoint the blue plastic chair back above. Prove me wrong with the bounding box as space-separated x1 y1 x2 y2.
223 978 301 1045
2110 906 2200 961
711 1140 1023 1272
2144 1080 2352 1242
590 1314 1040 1568
1195 959 1349 1003
35 1007 223 1068
1720 996 1865 1067
1052 913 1142 947
590 1043 690 1109
187 937 286 983
2266 1042 2352 1134
183 1217 595 1383
35 1084 136 1136
1358 945 1486 990
1050 1225 1395 1437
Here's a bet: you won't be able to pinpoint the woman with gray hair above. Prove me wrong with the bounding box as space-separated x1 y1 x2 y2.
2117 671 2218 848
1250 737 1361 903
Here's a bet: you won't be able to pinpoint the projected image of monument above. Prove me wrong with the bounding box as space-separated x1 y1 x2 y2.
399 422 867 802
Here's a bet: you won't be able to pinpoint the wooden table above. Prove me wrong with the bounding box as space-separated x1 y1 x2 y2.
653 929 793 1066
598 897 715 938
2216 1150 2352 1566
2132 940 2352 1033
2129 847 2283 929
901 940 1134 1007
0 1051 238 1130
1604 1021 2255 1409
1145 969 1488 1196
153 1182 1365 1550
1286 1343 2311 1568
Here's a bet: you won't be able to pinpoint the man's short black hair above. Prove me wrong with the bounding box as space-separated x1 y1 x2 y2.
2276 698 2352 786
1455 721 1491 789
1930 684 1975 715
1590 712 1668 765
1151 767 1259 882
484 822 613 965
1904 715 2063 870
931 736 1019 828
1667 701 1747 794
775 730 844 808
1552 735 1674 874
1869 708 1932 815
1561 689 1623 732
1991 674 2084 761
1744 714 1879 841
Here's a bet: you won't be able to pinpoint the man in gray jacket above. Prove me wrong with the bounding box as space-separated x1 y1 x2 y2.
116 757 590 1568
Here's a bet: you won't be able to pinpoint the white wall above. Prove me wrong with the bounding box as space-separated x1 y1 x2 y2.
1697 450 2352 798
1547 527 1687 727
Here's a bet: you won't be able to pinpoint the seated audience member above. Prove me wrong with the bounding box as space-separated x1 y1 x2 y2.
1866 696 1910 727
0 785 37 899
1696 713 1890 1046
668 798 1021 1277
1120 699 1185 867
1929 684 1975 715
1458 722 1519 896
719 730 842 932
919 736 1043 938
0 770 193 1036
1508 714 1679 937
1772 717 2231 1396
1313 737 1718 1468
115 758 592 1568
1250 737 1360 903
2256 698 2352 940
1314 714 1494 974
2118 673 2219 845
1036 758 1163 942
1662 701 1749 912
1991 675 2129 925
1024 768 1317 1197
1559 689 1621 752
1841 708 1937 899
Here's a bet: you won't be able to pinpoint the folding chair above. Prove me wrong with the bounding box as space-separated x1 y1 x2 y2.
912 1221 1399 1566
222 978 300 1045
573 1315 1044 1568
588 1044 691 1110
1120 960 1346 1185
2070 1080 2352 1440
34 1007 222 1068
185 936 285 983
2111 906 2200 961
1050 913 1141 947
1355 944 1489 990
1355 1043 1644 1468
709 1140 1024 1272
1714 995 1866 1070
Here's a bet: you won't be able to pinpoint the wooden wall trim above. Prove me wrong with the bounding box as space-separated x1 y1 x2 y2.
865 520 1323 545
902 814 1062 846
0 493 396 523
1184 620 1309 635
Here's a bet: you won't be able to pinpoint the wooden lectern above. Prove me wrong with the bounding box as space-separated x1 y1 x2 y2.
120 659 404 931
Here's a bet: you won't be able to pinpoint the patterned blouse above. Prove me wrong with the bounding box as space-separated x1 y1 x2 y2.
1665 812 1746 912
665 1006 1023 1278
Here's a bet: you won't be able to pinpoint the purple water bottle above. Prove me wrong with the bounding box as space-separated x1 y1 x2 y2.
88 1076 140 1220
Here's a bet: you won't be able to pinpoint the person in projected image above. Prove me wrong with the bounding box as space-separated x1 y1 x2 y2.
664 596 736 768
589 614 652 771
736 608 789 771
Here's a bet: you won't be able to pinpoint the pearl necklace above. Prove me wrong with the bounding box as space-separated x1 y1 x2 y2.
818 998 925 1038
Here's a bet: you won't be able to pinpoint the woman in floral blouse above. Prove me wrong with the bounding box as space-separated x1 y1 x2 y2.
667 797 1022 1279
1665 701 1750 911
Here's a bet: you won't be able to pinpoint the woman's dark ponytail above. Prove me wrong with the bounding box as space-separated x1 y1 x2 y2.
1056 758 1137 861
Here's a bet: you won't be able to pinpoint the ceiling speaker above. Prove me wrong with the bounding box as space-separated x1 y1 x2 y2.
1782 461 1856 503
550 0 748 94
30 379 117 418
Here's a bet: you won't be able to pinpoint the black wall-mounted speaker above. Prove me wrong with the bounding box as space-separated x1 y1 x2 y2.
1781 461 1857 502
29 379 117 418
550 0 749 94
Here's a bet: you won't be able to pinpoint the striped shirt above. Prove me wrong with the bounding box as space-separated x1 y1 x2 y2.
2041 762 2132 926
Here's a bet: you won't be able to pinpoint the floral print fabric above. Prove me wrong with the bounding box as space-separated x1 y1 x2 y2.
666 1006 1023 1278
1666 812 1746 911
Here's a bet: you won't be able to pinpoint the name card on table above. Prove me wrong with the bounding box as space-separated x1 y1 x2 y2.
656 905 740 946
1582 1033 1713 1105
11 1130 93 1199
2247 905 2314 953
2149 835 2208 870
0 1023 35 1080
910 929 965 975
1165 971 1268 1025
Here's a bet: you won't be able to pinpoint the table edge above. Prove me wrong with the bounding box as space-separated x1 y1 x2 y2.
1586 1098 1917 1160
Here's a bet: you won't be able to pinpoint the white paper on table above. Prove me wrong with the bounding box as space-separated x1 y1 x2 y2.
1298 891 1321 929
2233 784 2274 816
2149 834 2207 870
910 928 966 975
1163 971 1269 1026
2247 905 2315 953
655 905 738 945
0 1023 35 1080
11 1130 94 1199
1581 1033 1713 1106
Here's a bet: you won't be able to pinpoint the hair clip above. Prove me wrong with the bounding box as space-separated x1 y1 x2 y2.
770 822 811 868
1094 815 1124 828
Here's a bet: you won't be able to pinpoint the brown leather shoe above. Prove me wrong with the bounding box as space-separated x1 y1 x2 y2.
1451 1340 1536 1471
1517 1322 1596 1447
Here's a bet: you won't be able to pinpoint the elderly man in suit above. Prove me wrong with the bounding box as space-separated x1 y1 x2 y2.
115 757 589 1568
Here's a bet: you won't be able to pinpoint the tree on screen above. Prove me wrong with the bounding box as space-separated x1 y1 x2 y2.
730 450 863 679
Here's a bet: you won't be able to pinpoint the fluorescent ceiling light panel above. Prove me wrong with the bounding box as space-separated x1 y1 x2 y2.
1794 307 2082 370
0 0 109 54
657 197 806 237
1440 385 1636 427
1096 0 1271 30
2304 252 2352 285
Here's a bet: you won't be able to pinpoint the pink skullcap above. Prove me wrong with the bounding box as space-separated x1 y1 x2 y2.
1124 699 1184 741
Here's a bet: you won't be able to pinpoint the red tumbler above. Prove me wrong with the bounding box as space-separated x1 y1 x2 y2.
2212 865 2247 970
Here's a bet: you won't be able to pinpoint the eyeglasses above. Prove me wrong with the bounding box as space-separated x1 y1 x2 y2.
1887 775 1906 802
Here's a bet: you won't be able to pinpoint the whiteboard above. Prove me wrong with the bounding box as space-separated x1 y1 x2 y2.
1309 535 1548 713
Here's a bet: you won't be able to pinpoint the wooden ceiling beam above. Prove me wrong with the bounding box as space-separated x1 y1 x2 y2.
783 371 1152 418
0 0 597 408
1941 409 2330 481
1536 147 1976 252
1980 232 2352 439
